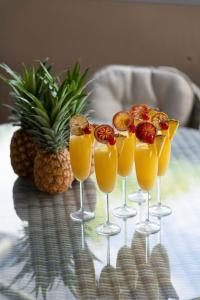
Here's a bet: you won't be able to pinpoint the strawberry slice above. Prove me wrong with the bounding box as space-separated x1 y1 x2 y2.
94 125 115 144
135 122 157 144
112 111 131 131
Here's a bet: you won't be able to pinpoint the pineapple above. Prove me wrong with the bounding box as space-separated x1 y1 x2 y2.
0 60 52 177
23 62 89 193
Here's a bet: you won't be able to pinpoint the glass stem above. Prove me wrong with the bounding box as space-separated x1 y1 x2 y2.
145 236 149 264
107 236 110 266
106 193 110 225
157 176 161 207
124 218 127 246
80 181 84 213
122 177 127 208
81 222 85 249
146 191 150 222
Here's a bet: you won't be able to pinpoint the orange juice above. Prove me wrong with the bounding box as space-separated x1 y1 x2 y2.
69 134 92 181
135 141 158 191
158 132 171 176
94 144 118 193
116 134 135 177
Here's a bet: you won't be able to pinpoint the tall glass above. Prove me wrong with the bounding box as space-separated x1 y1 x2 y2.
150 131 172 217
69 134 94 221
135 140 160 235
113 133 137 218
94 142 120 235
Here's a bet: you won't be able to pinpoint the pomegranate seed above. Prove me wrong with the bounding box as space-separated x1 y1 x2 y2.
107 135 116 145
160 121 169 130
128 124 136 133
147 134 155 144
141 113 149 120
83 126 91 134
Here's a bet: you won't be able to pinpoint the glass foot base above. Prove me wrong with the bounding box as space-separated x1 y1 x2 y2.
112 205 137 219
128 190 151 204
70 210 95 222
149 205 172 217
135 220 160 235
96 223 121 236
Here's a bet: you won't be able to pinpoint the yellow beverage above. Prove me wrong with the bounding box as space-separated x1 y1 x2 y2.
116 134 135 177
135 141 158 191
94 144 118 193
69 134 92 181
158 132 171 176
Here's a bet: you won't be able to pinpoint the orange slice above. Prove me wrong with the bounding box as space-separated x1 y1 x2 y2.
151 112 169 130
94 124 115 144
135 122 157 144
130 104 149 120
70 114 89 136
112 111 130 131
154 134 166 157
148 108 159 119
168 119 179 140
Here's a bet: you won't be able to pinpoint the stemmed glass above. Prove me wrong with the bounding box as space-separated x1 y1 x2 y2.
134 123 165 235
69 119 95 222
94 125 120 236
150 119 179 217
113 133 137 218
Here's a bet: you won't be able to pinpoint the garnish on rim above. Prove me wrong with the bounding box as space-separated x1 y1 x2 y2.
94 125 116 145
151 112 169 130
129 104 149 121
70 114 89 136
135 122 157 144
112 111 136 133
112 111 131 131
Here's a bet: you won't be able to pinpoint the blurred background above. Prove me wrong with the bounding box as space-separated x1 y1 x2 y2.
1 0 200 123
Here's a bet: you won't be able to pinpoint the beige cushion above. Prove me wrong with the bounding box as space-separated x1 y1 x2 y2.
88 65 195 126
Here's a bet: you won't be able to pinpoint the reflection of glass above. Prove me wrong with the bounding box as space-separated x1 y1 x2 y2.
150 133 172 217
116 219 137 298
113 134 137 218
135 140 160 235
150 219 179 299
69 134 95 222
98 236 120 299
12 177 97 300
94 143 120 236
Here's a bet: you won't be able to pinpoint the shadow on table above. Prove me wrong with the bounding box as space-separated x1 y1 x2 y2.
0 177 179 300
0 177 97 300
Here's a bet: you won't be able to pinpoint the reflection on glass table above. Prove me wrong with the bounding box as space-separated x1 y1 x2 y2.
0 124 200 299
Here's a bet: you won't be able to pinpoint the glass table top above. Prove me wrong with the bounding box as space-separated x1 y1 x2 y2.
0 123 200 300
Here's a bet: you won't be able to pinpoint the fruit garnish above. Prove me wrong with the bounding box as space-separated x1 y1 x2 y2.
135 122 157 144
160 121 169 130
168 119 179 140
107 135 116 145
154 134 166 157
148 108 159 119
130 104 149 120
128 124 136 133
151 112 169 130
94 124 115 144
112 111 130 131
70 114 89 136
83 126 91 134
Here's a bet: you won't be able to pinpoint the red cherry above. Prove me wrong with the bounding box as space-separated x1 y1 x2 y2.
83 126 92 134
141 113 149 121
128 124 136 133
107 135 116 145
160 121 169 130
147 134 155 144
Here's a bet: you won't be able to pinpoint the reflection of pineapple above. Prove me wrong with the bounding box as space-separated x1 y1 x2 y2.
0 61 51 177
24 62 89 193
